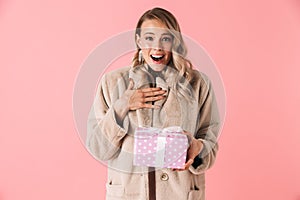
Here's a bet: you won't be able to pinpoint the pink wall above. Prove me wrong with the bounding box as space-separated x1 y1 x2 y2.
1 0 300 199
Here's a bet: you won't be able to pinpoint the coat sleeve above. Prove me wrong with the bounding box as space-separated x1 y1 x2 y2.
189 73 221 175
86 74 129 161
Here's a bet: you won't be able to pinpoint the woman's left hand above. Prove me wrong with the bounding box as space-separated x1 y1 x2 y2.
173 131 204 171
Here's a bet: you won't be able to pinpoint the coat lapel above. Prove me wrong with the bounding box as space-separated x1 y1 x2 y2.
128 65 194 129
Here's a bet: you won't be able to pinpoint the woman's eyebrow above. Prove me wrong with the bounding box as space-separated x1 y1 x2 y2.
161 33 172 36
143 32 172 36
143 32 155 35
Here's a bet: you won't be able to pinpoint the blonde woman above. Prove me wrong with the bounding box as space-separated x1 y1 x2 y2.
87 7 220 200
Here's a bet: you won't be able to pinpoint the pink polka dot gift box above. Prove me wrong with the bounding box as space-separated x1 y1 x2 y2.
133 126 188 169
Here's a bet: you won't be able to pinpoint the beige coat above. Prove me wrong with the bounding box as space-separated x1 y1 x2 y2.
87 65 220 200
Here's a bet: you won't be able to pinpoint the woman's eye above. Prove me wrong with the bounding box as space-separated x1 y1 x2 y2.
145 36 154 41
162 37 172 42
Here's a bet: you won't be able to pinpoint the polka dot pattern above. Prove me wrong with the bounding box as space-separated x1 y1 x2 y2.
133 127 188 169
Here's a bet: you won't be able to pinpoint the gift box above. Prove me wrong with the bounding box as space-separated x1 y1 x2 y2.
133 126 188 169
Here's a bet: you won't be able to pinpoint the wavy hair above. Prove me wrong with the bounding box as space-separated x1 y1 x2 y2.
132 7 195 99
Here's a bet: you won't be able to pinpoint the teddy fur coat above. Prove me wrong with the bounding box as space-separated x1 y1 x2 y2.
86 65 220 200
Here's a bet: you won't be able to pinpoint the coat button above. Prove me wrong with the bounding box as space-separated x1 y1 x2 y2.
144 116 150 124
160 173 169 181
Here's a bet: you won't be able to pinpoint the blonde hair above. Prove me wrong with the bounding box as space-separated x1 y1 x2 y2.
132 7 195 99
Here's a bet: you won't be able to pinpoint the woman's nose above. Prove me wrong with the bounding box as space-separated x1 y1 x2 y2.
152 39 163 50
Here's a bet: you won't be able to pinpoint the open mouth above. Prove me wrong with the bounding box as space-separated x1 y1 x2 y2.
150 54 165 62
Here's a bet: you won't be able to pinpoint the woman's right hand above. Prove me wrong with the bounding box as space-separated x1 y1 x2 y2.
125 79 167 110
114 79 167 123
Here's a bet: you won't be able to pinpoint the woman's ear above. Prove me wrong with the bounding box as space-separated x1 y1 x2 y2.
136 34 142 49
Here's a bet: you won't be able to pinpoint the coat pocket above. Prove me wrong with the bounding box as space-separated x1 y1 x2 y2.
187 189 203 200
106 183 124 198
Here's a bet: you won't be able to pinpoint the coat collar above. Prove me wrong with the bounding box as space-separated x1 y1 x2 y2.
128 64 179 89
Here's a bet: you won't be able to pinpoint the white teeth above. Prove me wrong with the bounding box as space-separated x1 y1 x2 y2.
152 55 163 58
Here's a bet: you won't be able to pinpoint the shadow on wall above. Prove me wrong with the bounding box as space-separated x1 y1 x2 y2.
293 0 300 16
0 0 11 18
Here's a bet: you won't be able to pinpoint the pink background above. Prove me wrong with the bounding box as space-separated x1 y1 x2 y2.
1 0 300 200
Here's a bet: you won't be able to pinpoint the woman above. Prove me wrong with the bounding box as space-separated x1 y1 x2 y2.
87 7 220 200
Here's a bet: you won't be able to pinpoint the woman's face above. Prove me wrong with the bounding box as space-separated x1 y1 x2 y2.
137 19 173 71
